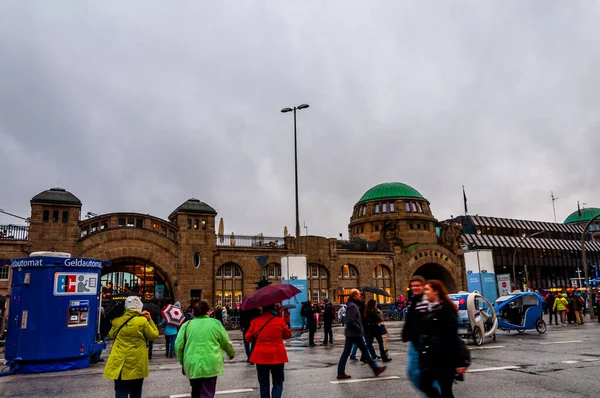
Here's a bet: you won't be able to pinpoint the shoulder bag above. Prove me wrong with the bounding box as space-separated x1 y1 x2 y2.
113 314 140 341
253 315 277 342
180 320 194 376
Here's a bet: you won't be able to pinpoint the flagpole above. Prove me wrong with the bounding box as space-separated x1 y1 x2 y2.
462 185 468 216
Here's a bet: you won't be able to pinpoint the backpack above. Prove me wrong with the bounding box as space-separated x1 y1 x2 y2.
577 297 584 306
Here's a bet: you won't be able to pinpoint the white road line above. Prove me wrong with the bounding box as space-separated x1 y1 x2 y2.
467 366 520 373
539 340 583 345
582 358 600 362
330 375 400 384
468 345 506 350
561 360 579 364
159 365 181 370
170 389 254 398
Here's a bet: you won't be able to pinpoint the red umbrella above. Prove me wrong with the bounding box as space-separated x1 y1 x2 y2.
162 304 185 327
241 284 302 311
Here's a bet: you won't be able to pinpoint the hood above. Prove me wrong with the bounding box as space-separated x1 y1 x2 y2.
174 301 181 308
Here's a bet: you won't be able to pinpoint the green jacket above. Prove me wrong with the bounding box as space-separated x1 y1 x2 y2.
553 297 568 311
175 316 235 379
103 310 159 380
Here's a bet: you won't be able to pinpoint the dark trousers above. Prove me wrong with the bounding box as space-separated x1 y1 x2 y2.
114 378 143 398
366 328 385 358
548 309 558 325
256 364 284 398
190 377 218 398
165 334 176 357
322 322 333 344
420 370 455 398
308 327 316 346
242 329 253 361
338 336 379 374
147 340 154 359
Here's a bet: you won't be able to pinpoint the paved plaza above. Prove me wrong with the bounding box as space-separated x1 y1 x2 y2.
2 320 600 398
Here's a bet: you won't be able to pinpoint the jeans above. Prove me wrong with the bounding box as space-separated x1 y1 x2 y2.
350 341 376 360
190 377 218 398
420 369 455 398
242 329 253 360
302 317 307 329
147 340 154 359
322 322 333 344
338 336 379 374
165 334 177 357
308 327 316 346
558 310 566 324
366 327 385 358
114 378 143 398
256 364 284 398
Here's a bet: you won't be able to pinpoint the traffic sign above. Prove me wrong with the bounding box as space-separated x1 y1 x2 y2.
255 256 269 269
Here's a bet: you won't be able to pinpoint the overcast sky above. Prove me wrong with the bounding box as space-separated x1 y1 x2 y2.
1 1 599 238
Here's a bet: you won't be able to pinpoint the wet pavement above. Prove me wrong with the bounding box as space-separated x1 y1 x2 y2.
2 319 600 397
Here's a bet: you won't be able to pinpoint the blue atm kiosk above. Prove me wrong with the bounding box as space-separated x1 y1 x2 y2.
5 252 106 374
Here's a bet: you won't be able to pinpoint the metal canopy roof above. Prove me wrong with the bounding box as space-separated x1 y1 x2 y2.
469 215 583 234
462 233 600 252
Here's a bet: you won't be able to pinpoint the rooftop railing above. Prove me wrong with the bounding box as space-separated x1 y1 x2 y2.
0 225 29 241
217 234 286 249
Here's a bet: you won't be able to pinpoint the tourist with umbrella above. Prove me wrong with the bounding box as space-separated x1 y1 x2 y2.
242 284 299 398
175 301 235 398
162 301 185 358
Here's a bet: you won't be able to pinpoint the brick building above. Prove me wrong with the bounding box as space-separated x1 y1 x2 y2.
0 183 466 309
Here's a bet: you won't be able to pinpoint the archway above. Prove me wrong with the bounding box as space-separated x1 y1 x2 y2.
100 258 174 305
215 262 244 309
413 263 458 293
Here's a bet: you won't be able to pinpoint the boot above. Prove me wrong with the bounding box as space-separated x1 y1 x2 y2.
382 350 392 363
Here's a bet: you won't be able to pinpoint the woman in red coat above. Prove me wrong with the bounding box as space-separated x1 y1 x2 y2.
245 304 292 398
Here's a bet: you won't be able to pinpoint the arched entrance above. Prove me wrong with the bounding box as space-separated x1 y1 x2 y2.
100 258 174 304
413 263 458 293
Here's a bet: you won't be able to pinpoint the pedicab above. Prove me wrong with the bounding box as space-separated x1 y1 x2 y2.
493 291 546 334
449 291 498 346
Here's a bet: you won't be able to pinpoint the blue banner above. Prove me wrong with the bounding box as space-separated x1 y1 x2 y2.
285 280 307 329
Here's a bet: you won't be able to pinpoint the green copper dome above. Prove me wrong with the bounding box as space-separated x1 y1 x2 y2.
357 182 425 204
564 207 600 224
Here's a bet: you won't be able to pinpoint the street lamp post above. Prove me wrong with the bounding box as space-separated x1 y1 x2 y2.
512 231 545 290
581 215 600 320
281 104 309 254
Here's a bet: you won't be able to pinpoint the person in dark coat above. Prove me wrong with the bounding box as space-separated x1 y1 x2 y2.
416 280 468 397
303 301 317 347
336 289 386 380
214 305 224 325
240 308 261 363
403 275 429 394
321 298 335 345
545 293 557 325
142 300 161 360
364 299 391 362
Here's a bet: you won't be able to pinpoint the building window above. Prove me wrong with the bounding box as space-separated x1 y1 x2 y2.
375 203 380 214
382 203 387 213
194 219 199 229
410 224 414 230
190 289 202 306
202 219 206 229
360 227 364 233
52 210 59 223
119 218 126 227
101 220 109 230
152 223 159 231
405 202 411 212
411 203 417 212
91 223 99 233
62 211 69 224
267 263 281 279
308 264 329 303
390 202 395 212
417 224 421 229
215 263 243 308
81 227 89 238
374 225 379 232
193 253 201 269
127 218 135 227
43 210 49 222
340 264 358 279
362 206 366 216
423 223 428 230
187 219 192 229
0 265 9 280
372 265 392 303
160 226 167 235
136 219 143 229
417 203 423 212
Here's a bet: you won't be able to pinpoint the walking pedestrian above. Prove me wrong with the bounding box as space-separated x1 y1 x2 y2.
416 280 468 397
402 275 430 395
545 293 558 325
566 293 576 324
321 298 335 345
336 289 387 380
162 301 182 358
240 308 260 364
364 299 392 363
573 293 585 325
175 301 235 398
103 296 159 398
245 304 292 398
214 305 224 325
553 294 569 325
303 301 317 347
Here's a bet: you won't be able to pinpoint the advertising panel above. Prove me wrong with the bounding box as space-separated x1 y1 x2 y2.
496 274 512 296
281 255 307 329
464 250 498 303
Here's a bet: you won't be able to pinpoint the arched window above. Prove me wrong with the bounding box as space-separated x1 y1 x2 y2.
215 263 243 308
339 264 359 304
307 264 329 303
267 263 281 280
372 264 392 303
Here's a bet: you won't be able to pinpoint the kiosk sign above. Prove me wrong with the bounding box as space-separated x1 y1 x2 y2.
54 272 98 295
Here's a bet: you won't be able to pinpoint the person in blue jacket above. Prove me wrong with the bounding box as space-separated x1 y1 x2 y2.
162 301 181 358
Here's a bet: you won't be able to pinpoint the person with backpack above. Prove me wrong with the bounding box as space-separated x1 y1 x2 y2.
572 293 585 325
103 296 159 398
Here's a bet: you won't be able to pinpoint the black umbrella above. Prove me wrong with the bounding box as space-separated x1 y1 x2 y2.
143 301 161 322
282 303 297 309
360 286 390 297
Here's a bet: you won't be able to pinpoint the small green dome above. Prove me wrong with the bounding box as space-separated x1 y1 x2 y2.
564 207 600 224
357 182 424 204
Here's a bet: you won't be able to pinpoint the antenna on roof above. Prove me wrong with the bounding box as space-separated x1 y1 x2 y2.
550 191 559 222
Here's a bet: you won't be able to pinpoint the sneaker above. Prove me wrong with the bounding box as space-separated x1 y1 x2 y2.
337 373 351 380
373 366 387 377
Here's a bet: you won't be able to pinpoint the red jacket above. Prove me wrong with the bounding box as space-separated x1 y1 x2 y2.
245 312 292 364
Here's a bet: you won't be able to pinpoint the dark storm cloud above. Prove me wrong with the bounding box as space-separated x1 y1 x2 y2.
1 1 600 236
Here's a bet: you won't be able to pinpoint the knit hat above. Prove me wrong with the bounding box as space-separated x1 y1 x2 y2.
124 296 143 312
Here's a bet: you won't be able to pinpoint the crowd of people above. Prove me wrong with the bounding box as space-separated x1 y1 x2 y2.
543 291 589 325
101 276 471 398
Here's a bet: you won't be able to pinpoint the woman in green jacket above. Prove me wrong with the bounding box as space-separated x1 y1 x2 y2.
175 301 235 398
553 293 569 325
103 296 159 398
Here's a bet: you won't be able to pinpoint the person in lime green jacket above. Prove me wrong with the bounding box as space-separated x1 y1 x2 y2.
553 293 569 325
103 296 159 398
175 301 235 398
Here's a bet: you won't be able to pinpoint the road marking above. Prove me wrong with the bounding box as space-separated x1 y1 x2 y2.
468 345 506 350
582 358 600 362
170 389 254 398
561 360 579 364
467 366 520 373
330 375 400 384
159 364 181 370
539 340 583 345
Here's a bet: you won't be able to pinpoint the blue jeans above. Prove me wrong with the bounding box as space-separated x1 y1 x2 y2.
165 334 176 357
338 336 379 375
350 340 376 359
407 342 439 396
256 364 284 398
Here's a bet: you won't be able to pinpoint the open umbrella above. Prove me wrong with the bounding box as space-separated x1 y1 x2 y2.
282 303 297 309
241 284 301 310
360 286 391 297
162 304 185 327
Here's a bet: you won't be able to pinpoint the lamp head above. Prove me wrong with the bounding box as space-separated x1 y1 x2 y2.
297 104 310 110
281 108 293 113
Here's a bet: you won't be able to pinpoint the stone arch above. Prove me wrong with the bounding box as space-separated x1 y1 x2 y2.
405 245 463 293
413 263 458 293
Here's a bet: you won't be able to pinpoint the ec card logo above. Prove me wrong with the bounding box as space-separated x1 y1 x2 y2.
54 273 98 295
